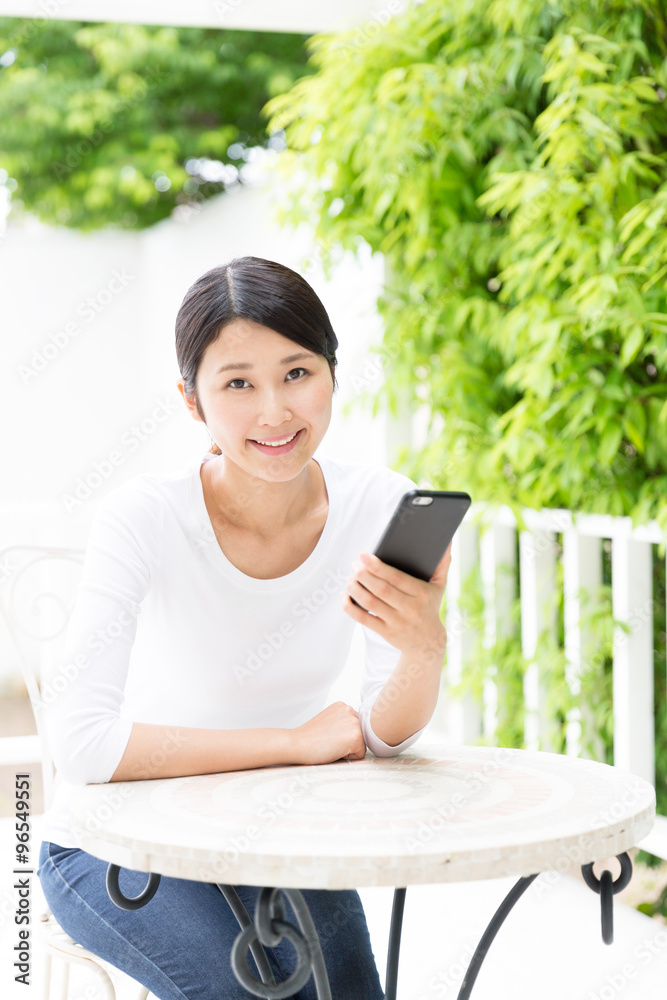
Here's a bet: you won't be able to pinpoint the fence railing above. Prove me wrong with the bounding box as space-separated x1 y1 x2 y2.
442 503 666 858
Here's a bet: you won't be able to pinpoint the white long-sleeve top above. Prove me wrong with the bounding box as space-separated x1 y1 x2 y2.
40 450 429 849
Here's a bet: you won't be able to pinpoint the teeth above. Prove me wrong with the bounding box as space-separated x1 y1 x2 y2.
255 431 298 447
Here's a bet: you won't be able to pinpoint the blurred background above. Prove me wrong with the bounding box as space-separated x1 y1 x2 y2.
2 2 667 997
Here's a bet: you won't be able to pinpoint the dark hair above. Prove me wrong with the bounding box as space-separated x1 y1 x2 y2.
175 256 339 455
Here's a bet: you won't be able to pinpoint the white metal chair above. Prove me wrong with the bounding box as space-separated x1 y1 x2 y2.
0 545 150 1000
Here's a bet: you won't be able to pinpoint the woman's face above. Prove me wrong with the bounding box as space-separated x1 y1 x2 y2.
192 318 334 481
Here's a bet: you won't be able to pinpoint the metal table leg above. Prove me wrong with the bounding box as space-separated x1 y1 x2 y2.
224 882 411 1000
104 853 634 999
385 887 407 1000
454 852 634 1000
581 852 633 945
106 865 161 910
105 865 334 999
217 884 333 1000
456 874 539 1000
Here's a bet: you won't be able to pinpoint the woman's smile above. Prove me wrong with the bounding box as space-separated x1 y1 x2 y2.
249 428 305 455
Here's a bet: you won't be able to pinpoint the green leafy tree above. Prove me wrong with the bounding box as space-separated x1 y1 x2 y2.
0 18 311 229
266 0 667 531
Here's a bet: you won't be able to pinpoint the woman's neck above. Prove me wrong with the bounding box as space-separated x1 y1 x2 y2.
203 455 326 537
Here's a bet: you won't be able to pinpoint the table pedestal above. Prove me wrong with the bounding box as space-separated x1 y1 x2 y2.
218 884 332 999
104 852 633 999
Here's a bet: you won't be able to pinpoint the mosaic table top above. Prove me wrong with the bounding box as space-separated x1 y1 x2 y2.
69 745 656 889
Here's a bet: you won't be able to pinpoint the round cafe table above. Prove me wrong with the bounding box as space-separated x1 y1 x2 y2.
69 745 655 1000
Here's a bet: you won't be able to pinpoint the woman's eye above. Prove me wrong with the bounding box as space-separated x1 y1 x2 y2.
226 368 309 389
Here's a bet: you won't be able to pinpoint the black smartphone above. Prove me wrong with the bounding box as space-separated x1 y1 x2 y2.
350 490 472 608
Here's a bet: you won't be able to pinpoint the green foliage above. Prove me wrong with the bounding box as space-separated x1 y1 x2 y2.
637 879 667 917
265 0 667 532
450 542 616 762
0 18 311 229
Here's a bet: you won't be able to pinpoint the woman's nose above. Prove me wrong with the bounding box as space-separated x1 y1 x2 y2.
257 389 293 424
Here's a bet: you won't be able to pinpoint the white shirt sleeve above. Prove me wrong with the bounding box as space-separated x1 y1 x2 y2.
43 482 161 785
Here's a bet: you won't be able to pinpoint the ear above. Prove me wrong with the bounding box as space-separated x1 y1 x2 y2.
177 379 204 423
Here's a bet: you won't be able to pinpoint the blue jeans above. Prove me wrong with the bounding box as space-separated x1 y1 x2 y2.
38 841 386 1000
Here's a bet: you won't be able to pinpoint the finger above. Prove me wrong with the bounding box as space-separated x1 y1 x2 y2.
344 579 394 620
357 553 423 597
339 591 386 635
349 567 407 613
430 542 453 587
340 589 370 619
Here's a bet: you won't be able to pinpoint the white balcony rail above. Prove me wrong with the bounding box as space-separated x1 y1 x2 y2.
443 503 666 859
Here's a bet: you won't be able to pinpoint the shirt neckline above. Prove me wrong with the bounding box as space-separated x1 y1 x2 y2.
190 450 339 590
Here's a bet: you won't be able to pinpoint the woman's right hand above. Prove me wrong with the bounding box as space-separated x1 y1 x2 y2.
291 701 367 765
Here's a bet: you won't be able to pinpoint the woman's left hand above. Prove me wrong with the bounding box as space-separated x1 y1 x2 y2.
341 542 452 657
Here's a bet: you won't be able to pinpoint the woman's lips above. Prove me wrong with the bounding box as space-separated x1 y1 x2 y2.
249 428 304 455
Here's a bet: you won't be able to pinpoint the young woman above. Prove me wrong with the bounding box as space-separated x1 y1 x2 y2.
37 256 451 999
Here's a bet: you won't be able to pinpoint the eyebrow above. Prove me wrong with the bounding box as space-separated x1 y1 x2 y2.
215 352 316 375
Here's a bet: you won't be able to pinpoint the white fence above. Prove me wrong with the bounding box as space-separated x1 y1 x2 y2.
443 503 666 858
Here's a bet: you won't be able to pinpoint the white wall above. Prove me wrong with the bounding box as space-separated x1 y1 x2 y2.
0 0 412 34
0 168 403 689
